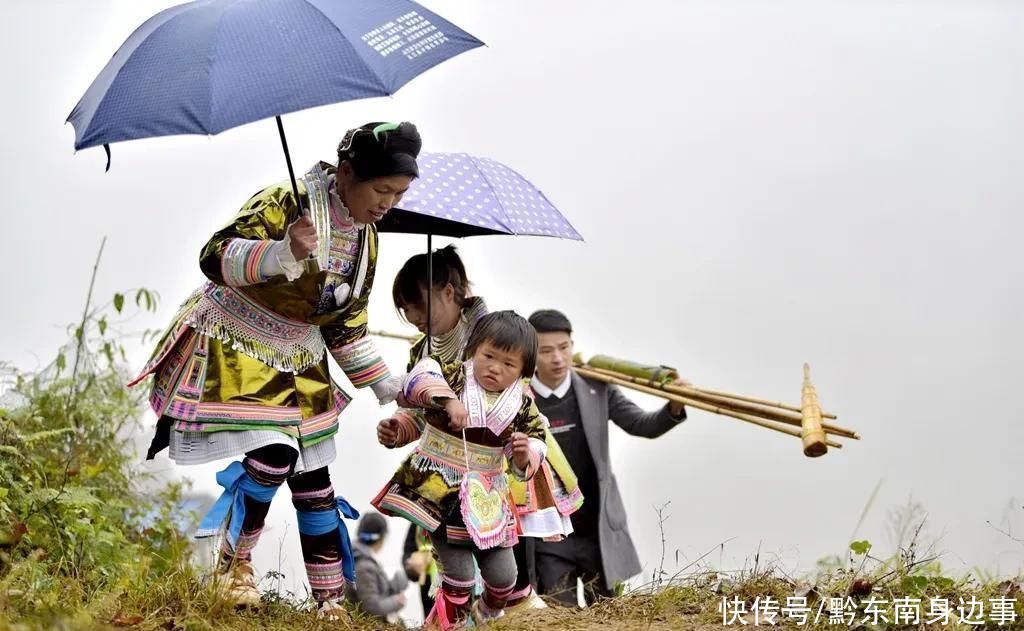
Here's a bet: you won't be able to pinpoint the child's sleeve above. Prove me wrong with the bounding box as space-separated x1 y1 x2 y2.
506 398 548 481
401 356 461 408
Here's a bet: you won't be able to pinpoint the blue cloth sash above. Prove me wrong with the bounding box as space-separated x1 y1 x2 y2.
195 461 279 547
296 497 361 583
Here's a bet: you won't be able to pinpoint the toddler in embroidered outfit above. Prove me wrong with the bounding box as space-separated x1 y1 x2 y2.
371 311 548 628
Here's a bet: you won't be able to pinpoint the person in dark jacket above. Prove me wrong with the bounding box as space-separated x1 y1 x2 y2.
527 309 690 607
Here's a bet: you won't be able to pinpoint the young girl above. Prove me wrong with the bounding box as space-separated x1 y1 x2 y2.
392 244 484 617
372 311 548 628
128 121 420 617
392 247 583 609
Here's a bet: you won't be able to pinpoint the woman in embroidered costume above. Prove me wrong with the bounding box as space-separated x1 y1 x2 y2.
373 311 548 628
128 122 419 616
392 245 484 617
392 247 584 611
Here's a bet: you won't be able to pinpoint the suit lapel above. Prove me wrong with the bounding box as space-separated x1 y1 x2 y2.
572 370 605 475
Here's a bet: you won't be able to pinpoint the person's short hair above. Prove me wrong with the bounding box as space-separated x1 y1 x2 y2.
464 310 538 377
357 511 388 544
528 309 573 336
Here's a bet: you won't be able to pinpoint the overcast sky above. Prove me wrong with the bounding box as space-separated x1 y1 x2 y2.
2 0 1022 622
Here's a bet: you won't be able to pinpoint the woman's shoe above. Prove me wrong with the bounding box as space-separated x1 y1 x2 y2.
210 559 261 608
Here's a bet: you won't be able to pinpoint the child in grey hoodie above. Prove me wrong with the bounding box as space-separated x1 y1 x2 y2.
348 512 410 624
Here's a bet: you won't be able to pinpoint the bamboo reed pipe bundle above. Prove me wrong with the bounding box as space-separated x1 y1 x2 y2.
800 363 828 458
578 364 859 441
579 353 838 420
584 354 679 382
573 365 843 450
682 385 839 421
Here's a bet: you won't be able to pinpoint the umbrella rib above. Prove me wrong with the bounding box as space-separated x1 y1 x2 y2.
539 188 583 241
465 154 516 234
206 4 227 133
301 0 391 96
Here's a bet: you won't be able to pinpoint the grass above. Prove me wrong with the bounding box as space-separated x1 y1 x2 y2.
4 562 1020 630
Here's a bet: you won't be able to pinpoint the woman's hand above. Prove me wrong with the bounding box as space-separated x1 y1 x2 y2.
444 399 470 431
288 215 318 260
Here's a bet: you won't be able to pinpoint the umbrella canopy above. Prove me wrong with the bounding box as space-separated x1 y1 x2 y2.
67 0 483 153
375 151 582 352
379 152 583 240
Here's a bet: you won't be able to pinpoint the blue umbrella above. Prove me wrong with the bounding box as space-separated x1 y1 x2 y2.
66 0 484 202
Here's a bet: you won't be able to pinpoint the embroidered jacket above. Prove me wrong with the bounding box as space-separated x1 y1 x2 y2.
129 162 389 448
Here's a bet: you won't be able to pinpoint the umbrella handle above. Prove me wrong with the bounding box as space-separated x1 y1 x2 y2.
276 116 307 218
426 233 433 354
277 116 318 266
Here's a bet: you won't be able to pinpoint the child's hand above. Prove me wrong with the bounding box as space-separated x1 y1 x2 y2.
445 399 470 431
405 552 427 580
377 418 401 447
510 432 531 471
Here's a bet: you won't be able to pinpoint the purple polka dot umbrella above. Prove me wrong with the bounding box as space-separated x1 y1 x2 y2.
377 151 582 347
379 152 582 241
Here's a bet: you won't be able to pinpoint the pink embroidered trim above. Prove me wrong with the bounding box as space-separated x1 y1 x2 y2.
403 358 457 406
330 336 390 388
462 360 522 436
458 470 518 550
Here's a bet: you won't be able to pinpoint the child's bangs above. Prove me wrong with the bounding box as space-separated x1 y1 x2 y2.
464 311 538 376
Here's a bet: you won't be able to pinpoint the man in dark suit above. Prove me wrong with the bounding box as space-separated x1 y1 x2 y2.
527 310 689 606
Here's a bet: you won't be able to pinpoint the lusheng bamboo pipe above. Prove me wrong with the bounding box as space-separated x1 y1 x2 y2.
578 353 838 420
687 385 839 421
573 365 843 451
578 364 859 441
800 363 828 457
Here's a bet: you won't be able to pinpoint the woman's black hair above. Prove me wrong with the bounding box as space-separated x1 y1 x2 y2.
392 245 471 315
337 121 421 181
463 310 538 378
